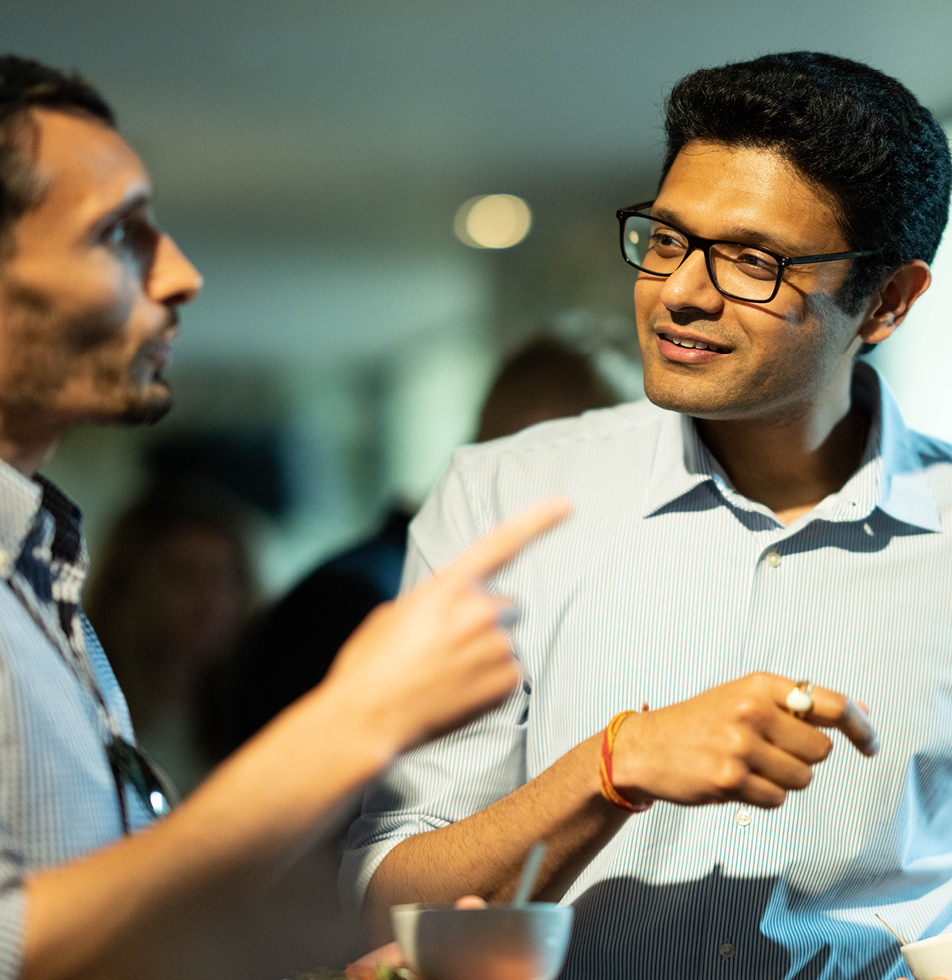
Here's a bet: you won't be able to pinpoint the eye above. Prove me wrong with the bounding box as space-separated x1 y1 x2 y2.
103 218 129 248
649 228 687 257
736 248 779 280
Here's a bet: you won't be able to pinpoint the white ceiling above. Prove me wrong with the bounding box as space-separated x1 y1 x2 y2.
9 0 952 244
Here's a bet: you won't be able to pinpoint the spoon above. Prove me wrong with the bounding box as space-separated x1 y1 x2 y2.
512 842 547 906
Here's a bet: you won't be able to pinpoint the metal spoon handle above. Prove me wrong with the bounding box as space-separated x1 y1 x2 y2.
513 842 546 906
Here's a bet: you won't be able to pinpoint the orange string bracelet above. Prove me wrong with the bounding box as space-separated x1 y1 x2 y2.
599 708 653 813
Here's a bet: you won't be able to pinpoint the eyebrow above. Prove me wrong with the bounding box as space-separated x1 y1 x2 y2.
88 188 154 238
649 206 805 257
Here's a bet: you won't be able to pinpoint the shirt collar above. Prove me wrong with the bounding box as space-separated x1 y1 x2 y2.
0 459 44 578
0 458 85 579
640 361 941 533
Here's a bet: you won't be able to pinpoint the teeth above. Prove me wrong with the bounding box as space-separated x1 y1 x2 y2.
666 334 724 353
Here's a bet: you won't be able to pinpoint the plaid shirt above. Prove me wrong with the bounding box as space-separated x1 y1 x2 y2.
0 460 149 980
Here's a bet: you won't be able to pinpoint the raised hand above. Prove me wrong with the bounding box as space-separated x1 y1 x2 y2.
612 671 879 809
323 497 572 752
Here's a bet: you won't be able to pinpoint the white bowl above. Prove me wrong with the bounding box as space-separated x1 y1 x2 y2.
902 932 952 980
391 902 573 980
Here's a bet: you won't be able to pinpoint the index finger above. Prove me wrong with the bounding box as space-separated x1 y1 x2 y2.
803 686 880 758
447 497 573 584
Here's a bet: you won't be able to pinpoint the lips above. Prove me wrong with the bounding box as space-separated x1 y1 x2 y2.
653 328 732 365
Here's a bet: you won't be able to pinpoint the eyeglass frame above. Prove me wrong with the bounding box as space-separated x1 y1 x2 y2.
616 201 881 304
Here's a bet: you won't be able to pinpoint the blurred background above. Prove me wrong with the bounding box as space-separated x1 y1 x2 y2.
9 0 952 595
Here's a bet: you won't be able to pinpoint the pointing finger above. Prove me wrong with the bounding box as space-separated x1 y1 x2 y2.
794 684 880 758
447 497 573 584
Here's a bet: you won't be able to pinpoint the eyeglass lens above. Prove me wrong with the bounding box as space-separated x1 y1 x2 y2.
107 735 177 832
623 214 781 302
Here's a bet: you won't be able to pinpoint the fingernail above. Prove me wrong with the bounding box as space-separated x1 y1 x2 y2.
498 604 521 629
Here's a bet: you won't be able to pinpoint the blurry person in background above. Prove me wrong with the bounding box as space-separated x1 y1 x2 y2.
223 334 621 750
85 479 255 796
0 53 568 980
475 335 619 442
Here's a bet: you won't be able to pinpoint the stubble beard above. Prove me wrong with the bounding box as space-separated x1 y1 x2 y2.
0 279 176 431
116 383 173 426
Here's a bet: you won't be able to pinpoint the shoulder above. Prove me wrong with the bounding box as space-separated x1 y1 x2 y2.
410 400 671 564
450 399 667 481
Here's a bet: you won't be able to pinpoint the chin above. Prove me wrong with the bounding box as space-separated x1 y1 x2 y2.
118 396 173 426
114 381 174 426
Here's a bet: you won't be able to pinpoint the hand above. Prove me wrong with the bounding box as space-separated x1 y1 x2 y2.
345 897 488 978
613 672 879 809
324 498 572 751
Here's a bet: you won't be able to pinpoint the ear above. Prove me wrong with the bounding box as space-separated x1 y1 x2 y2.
859 259 932 346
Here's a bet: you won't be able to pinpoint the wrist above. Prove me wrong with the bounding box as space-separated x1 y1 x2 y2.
600 711 653 812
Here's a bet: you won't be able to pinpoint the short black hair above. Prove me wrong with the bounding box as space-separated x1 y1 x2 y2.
0 55 115 253
662 51 951 313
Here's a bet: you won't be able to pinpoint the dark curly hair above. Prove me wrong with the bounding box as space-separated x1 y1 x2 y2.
662 51 951 313
0 55 114 255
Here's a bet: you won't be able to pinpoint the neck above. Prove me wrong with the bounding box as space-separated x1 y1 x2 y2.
695 391 869 527
0 424 58 478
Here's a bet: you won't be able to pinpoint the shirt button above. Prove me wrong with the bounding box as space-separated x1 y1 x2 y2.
719 941 736 959
734 808 752 827
765 551 781 568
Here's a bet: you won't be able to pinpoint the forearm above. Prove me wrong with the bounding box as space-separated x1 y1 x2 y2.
22 687 396 980
365 733 631 940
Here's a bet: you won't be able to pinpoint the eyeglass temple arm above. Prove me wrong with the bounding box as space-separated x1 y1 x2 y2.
783 248 881 266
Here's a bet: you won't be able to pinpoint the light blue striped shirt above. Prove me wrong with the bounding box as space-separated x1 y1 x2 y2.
342 362 952 980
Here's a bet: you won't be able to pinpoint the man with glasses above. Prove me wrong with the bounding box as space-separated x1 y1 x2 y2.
347 52 952 979
0 55 573 980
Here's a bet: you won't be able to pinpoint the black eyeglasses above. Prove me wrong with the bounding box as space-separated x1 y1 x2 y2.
106 735 177 833
617 201 880 303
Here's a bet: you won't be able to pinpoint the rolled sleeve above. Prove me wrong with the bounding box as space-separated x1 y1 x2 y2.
339 450 528 911
339 686 528 911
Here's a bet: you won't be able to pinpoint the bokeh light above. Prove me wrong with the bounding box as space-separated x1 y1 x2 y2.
454 194 532 249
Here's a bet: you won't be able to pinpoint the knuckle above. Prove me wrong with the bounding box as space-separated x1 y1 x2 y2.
713 759 747 792
734 698 767 727
725 726 753 756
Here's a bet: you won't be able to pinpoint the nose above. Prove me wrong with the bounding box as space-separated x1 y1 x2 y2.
149 233 203 307
658 246 723 314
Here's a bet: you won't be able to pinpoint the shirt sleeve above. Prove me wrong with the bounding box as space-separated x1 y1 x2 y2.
0 639 28 980
338 452 530 911
0 886 24 980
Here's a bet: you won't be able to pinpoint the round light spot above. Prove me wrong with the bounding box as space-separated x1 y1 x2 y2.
454 194 531 249
629 229 640 245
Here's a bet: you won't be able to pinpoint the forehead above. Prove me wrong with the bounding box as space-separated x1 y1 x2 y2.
656 140 845 248
19 109 151 239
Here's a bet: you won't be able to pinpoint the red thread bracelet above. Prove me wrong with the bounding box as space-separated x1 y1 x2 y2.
599 709 653 813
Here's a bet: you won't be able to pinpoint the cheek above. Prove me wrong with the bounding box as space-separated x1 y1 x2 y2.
60 266 137 353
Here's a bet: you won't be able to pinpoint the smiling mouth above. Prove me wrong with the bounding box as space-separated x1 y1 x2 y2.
659 332 731 354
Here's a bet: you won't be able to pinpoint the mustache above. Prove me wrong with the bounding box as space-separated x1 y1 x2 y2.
669 309 719 327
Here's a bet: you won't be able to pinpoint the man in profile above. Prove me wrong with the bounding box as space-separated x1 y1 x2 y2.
346 52 951 979
0 55 567 980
